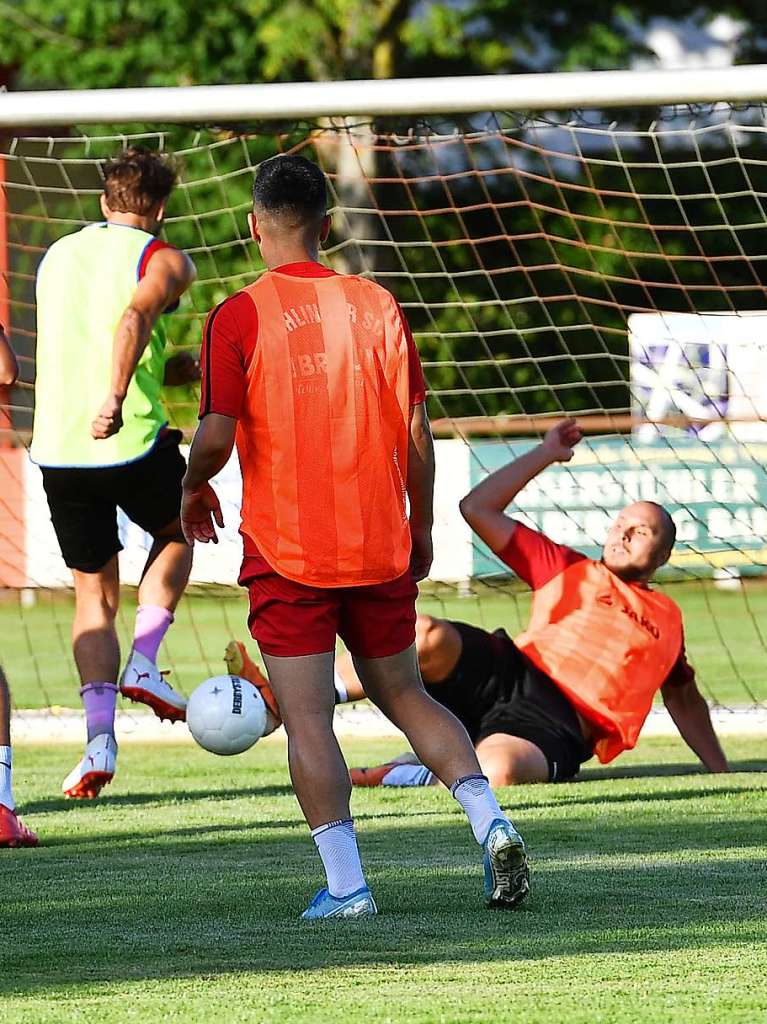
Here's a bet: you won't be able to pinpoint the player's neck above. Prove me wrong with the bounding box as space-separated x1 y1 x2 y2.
105 211 160 235
263 246 319 271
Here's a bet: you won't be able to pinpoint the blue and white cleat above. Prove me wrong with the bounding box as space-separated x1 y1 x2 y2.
300 886 378 921
483 818 530 909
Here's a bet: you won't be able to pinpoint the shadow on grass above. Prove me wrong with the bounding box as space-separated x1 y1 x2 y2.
19 783 296 816
2 806 766 997
579 759 767 781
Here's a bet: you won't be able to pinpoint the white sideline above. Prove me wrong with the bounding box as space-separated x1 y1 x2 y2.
11 702 766 745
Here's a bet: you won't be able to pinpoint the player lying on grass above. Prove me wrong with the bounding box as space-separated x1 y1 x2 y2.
0 325 37 848
229 419 728 788
30 148 198 799
182 154 529 919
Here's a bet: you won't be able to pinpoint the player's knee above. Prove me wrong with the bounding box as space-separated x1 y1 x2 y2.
485 764 522 787
73 572 119 618
415 615 446 659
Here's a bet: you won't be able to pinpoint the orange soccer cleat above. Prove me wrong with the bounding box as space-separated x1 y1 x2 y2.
224 641 281 722
0 804 39 848
349 762 399 787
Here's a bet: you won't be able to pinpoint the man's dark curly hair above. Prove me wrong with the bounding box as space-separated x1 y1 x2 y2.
103 146 176 215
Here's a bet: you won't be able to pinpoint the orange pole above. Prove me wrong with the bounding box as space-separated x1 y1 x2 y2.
0 154 11 440
0 153 26 587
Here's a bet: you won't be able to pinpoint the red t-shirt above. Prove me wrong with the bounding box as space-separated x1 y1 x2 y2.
199 262 426 420
497 522 695 689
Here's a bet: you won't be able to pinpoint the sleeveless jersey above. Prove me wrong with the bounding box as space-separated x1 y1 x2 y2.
235 270 413 587
514 558 683 762
31 223 172 468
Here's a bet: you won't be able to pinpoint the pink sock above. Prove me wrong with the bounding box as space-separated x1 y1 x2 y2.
81 682 118 741
133 605 174 663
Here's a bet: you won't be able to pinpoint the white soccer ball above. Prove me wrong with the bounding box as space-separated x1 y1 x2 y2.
187 675 268 756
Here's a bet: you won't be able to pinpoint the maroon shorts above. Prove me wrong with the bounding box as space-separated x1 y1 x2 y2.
241 563 418 659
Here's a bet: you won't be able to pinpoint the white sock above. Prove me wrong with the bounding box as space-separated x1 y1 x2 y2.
333 669 348 704
310 818 367 898
0 745 14 810
382 763 433 787
451 773 509 845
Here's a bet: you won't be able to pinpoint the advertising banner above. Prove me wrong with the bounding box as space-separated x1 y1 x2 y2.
470 437 767 577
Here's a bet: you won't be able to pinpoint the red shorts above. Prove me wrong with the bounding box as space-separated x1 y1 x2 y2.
240 557 418 659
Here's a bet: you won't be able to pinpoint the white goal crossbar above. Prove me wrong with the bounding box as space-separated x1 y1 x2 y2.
1 65 767 127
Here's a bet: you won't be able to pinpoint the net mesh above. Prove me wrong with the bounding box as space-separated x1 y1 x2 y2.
2 104 767 714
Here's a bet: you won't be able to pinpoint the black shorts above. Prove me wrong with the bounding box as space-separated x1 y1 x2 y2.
423 621 593 782
40 432 186 573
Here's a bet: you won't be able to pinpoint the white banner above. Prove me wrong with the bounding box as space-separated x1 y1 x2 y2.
23 440 474 589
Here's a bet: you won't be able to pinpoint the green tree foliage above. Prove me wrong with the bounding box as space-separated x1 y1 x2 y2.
2 1 766 428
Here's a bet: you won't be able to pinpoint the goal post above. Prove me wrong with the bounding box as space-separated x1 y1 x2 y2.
2 68 767 715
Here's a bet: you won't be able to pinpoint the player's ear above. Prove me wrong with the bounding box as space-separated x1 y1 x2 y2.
154 200 167 223
248 212 260 242
319 214 331 243
99 194 111 219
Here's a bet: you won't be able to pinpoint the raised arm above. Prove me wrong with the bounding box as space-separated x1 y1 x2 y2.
459 418 583 554
407 401 435 582
0 324 19 386
91 247 196 439
661 674 729 773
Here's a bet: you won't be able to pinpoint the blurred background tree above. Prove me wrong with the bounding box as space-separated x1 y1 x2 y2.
1 1 765 428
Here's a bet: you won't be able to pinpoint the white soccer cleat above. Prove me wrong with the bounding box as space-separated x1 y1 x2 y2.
62 733 117 799
119 650 187 723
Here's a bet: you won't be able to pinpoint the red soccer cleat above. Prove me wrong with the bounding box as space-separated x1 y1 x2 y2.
0 804 39 848
224 641 281 722
349 762 399 787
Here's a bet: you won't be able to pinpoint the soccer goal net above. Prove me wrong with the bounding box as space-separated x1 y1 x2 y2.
1 69 766 719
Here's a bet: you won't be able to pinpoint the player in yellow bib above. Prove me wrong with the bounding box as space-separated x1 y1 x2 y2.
31 149 197 798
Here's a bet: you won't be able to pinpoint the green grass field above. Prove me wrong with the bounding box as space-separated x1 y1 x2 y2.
3 735 767 1023
5 580 767 709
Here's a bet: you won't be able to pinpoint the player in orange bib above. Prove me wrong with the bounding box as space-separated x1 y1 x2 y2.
181 155 530 918
337 418 728 788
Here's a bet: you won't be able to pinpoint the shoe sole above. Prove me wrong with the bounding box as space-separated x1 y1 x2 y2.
487 839 531 909
0 832 39 848
223 641 244 676
303 901 378 921
121 685 186 723
63 770 114 800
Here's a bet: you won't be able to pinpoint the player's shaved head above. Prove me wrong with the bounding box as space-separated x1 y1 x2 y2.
253 155 328 227
103 147 176 216
644 501 677 558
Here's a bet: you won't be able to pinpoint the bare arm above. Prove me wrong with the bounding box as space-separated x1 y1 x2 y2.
407 401 435 581
181 413 237 545
662 678 729 773
0 325 18 387
459 418 583 555
92 247 196 439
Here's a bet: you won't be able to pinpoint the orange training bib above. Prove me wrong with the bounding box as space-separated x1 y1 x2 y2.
236 271 413 588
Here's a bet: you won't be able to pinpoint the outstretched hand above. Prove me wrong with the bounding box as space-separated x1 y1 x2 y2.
181 482 224 544
541 417 583 462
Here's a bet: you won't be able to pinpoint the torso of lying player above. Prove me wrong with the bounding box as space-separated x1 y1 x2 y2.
499 522 691 763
